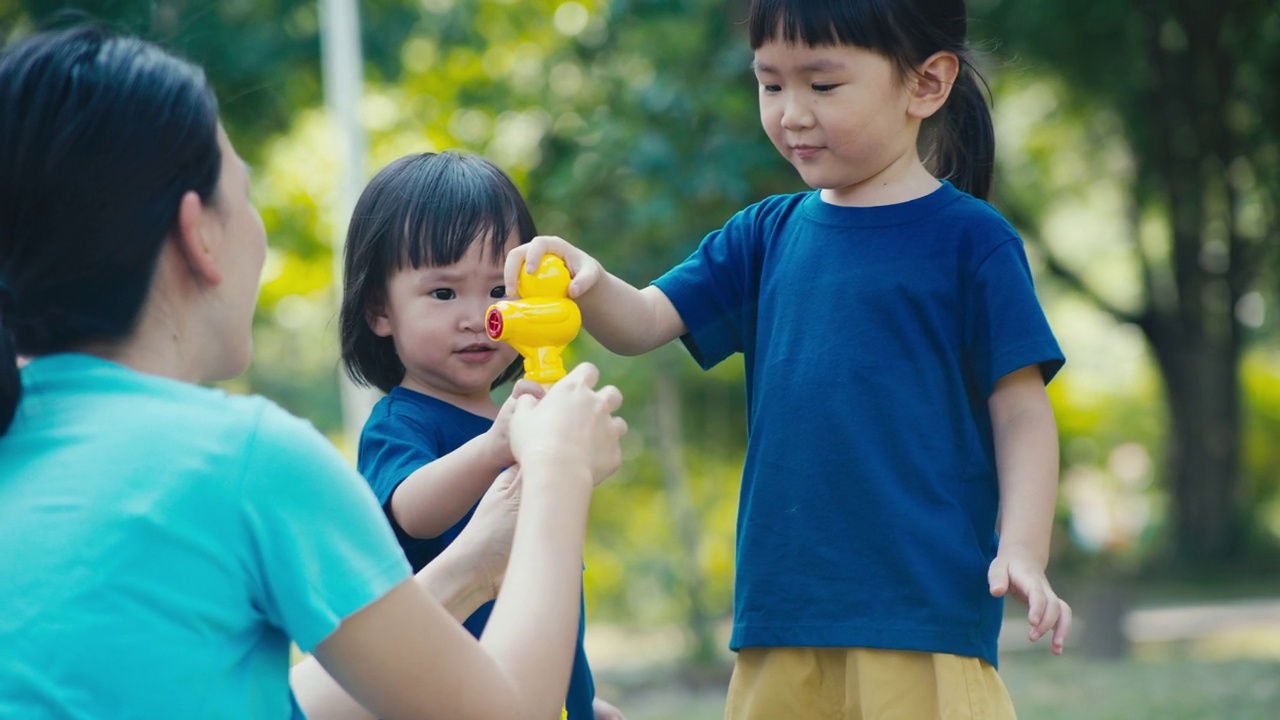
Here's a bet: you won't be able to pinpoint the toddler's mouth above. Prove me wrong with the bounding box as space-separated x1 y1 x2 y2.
457 343 495 354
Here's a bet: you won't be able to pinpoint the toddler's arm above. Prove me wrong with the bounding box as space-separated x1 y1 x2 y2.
987 364 1072 655
504 236 686 356
390 380 541 539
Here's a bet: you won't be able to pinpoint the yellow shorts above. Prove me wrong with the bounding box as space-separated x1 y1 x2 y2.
724 646 1016 720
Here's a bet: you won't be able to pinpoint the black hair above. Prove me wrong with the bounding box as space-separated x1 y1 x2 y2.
0 25 222 434
748 0 994 200
340 151 536 394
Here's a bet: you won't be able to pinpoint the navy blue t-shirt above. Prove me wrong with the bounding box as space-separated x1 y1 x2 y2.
357 387 596 718
653 182 1064 668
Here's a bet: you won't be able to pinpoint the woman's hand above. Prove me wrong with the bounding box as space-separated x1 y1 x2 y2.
447 465 522 602
508 363 626 488
483 379 546 468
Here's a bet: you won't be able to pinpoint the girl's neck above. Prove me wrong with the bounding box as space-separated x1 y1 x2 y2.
821 156 941 208
399 378 500 420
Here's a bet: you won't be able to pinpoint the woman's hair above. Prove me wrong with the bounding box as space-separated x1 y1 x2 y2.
0 25 222 434
748 0 994 200
340 151 537 394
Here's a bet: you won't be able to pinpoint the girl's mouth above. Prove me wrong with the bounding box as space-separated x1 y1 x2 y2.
792 145 823 160
456 344 497 360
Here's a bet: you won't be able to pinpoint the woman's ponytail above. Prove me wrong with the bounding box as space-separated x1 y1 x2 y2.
0 283 20 435
0 26 222 435
928 63 995 201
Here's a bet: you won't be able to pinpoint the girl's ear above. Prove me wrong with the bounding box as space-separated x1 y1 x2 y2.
909 51 960 120
172 190 222 286
367 296 393 338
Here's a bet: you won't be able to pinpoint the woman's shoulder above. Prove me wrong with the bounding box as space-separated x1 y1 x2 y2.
22 353 278 434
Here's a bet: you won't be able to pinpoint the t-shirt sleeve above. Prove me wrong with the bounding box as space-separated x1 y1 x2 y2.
651 207 761 370
238 402 412 653
357 411 442 506
967 238 1065 398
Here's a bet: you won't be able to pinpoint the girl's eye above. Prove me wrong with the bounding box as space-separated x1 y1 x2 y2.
430 289 456 300
813 83 837 93
761 83 781 93
490 286 507 299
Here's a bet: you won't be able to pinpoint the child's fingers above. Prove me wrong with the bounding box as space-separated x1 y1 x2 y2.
503 245 531 296
987 558 1010 597
523 236 558 273
1028 587 1055 641
566 261 599 299
1050 599 1073 655
522 236 567 276
503 236 570 295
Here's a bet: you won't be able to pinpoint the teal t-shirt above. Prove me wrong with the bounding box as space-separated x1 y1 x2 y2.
0 354 411 719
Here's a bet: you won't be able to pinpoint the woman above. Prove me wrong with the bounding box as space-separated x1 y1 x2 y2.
0 24 627 720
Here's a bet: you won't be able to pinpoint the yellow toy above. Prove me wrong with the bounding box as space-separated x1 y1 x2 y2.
486 254 581 385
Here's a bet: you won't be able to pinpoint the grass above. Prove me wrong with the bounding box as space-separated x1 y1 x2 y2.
1002 654 1280 719
592 579 1280 719
602 655 1280 720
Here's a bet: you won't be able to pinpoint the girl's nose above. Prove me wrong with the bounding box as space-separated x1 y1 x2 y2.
780 95 813 131
459 298 490 333
460 310 485 333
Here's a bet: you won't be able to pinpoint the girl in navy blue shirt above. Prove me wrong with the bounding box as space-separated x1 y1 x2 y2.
339 151 625 720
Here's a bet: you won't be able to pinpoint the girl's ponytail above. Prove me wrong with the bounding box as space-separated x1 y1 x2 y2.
0 284 20 435
929 63 995 201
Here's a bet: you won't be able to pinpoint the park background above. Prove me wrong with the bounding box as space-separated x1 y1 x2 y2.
3 1 1278 717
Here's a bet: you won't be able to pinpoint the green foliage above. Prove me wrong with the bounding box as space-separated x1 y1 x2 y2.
6 0 1278 621
1243 352 1280 545
238 0 774 627
975 0 1280 563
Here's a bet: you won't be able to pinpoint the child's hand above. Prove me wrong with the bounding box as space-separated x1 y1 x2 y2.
509 362 627 487
505 235 604 300
593 697 628 720
486 379 547 467
988 550 1072 655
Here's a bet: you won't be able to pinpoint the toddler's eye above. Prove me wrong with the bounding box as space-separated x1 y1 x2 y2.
761 83 781 93
813 83 837 93
430 289 456 300
490 286 507 299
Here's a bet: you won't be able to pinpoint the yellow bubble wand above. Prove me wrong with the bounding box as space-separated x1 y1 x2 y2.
486 254 581 386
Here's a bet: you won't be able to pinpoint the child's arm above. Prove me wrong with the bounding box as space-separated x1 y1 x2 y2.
390 381 541 539
987 364 1072 655
504 236 686 356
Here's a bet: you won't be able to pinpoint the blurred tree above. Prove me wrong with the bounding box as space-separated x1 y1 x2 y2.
0 0 423 429
0 0 419 171
976 0 1280 566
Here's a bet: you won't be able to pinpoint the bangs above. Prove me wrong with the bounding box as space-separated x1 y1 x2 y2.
375 152 534 273
748 0 892 53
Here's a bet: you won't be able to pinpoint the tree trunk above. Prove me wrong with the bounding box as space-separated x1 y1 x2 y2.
1145 316 1243 564
1135 0 1247 566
